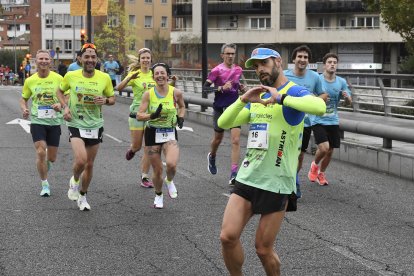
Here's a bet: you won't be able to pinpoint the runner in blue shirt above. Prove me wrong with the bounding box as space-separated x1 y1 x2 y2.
284 45 326 197
103 54 119 87
308 53 352 185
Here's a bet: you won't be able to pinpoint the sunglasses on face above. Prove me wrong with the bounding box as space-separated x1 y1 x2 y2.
81 43 97 51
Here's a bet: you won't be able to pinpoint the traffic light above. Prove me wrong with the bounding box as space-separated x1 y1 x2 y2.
80 29 86 45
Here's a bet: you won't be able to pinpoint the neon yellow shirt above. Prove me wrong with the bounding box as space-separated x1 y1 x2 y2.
59 69 114 129
147 85 177 128
22 71 63 125
218 81 326 194
126 70 156 113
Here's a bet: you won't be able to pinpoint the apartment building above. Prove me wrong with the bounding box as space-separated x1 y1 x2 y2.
41 0 83 64
171 0 405 73
0 0 40 55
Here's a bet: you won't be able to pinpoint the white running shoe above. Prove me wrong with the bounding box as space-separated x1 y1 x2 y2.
77 194 91 211
68 176 80 201
154 194 164 209
40 183 50 197
164 177 178 199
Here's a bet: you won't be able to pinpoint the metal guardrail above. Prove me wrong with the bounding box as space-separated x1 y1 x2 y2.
117 87 414 150
170 70 414 120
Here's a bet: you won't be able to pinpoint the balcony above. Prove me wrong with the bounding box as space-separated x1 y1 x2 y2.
173 0 271 16
306 0 366 14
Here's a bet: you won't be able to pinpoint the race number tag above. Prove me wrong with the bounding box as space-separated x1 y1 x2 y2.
155 128 175 143
79 128 99 139
247 123 268 149
37 106 57 119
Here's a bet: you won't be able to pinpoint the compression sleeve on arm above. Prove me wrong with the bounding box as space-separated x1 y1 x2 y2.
283 95 326 116
218 98 250 129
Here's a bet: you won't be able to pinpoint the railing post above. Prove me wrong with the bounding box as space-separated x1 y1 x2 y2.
346 76 359 112
377 77 391 116
383 138 392 149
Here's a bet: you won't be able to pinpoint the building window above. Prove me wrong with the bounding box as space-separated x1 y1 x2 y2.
129 39 136 51
353 16 380 28
107 14 119 27
250 18 270 30
25 24 30 31
144 16 152 28
64 40 72 53
161 16 168 28
45 14 53 28
339 18 346 28
280 0 296 29
144 0 152 3
46 40 53 50
161 40 168 52
145 39 152 49
161 0 167 3
129 15 136 25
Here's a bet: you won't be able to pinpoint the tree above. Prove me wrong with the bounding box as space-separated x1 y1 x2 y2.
151 28 170 62
175 34 201 67
364 0 414 51
0 49 28 72
93 0 136 64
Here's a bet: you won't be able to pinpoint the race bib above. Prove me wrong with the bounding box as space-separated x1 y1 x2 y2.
155 128 175 143
247 123 268 149
38 106 57 119
79 128 99 139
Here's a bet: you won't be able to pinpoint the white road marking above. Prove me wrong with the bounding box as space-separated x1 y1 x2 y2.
6 118 31 133
104 133 123 143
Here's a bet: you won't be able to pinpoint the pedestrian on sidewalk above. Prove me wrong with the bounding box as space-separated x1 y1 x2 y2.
19 50 64 197
308 53 352 185
218 44 326 276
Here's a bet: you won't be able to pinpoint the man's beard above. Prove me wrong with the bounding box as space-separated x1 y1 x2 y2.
260 66 279 86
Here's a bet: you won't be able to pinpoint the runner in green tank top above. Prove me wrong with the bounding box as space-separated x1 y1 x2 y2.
218 45 326 276
137 63 186 209
116 48 156 188
19 49 64 197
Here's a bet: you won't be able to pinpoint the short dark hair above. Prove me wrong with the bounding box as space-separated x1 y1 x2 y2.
322 53 339 64
151 62 171 76
291 45 312 62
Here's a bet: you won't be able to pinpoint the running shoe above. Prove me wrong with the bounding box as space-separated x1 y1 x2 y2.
77 194 91 211
154 194 164 209
307 161 319 182
228 171 237 186
207 152 217 175
140 177 154 188
68 176 80 201
165 177 178 199
40 182 50 197
317 172 329 186
125 149 136 161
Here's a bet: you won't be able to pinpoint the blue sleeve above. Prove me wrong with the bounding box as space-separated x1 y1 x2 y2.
282 85 311 126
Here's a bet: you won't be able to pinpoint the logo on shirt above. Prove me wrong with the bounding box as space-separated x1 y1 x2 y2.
275 130 287 167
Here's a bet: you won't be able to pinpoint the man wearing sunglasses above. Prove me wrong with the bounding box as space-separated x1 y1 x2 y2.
56 43 115 211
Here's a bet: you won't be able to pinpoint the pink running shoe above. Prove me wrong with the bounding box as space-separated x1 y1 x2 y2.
140 177 154 188
317 172 329 186
308 161 319 182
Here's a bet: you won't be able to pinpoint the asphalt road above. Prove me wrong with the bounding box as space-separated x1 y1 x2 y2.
1 86 413 276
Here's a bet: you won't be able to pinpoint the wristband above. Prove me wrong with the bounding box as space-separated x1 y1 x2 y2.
280 94 287 105
106 98 109 104
276 94 282 104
